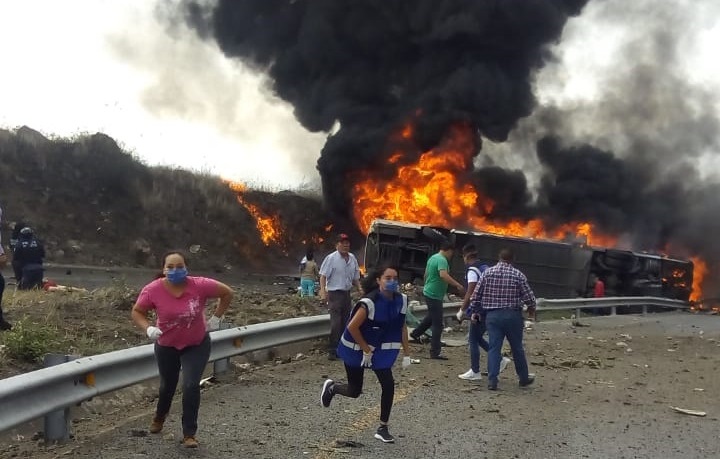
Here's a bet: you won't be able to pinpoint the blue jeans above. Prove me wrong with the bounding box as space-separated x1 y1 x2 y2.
468 317 489 373
486 309 530 386
300 279 316 296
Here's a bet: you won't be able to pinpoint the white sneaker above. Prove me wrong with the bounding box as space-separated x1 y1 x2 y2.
458 369 482 381
499 356 511 373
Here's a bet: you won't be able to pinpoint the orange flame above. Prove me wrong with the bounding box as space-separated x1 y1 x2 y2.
351 123 617 246
227 181 284 246
690 256 707 301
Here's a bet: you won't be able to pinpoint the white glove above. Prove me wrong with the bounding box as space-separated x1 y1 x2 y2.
401 356 412 369
207 315 222 331
361 351 373 368
456 309 465 322
146 326 162 341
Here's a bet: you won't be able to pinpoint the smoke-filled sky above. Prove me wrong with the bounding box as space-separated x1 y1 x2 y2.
1 0 718 194
174 0 720 259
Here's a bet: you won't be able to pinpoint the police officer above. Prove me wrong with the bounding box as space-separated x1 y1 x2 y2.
13 227 45 290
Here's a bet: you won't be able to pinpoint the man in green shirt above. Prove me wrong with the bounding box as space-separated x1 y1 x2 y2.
410 241 465 359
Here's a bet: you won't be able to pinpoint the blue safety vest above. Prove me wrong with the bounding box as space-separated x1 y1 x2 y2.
466 261 488 317
337 290 408 369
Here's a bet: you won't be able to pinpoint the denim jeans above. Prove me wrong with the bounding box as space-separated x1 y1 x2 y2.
413 296 444 357
468 318 489 373
485 308 530 386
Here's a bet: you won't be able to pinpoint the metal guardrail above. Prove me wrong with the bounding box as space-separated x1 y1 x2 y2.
0 315 331 436
0 297 689 437
536 296 690 317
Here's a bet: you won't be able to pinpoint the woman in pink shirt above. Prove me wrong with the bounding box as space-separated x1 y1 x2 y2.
131 250 233 448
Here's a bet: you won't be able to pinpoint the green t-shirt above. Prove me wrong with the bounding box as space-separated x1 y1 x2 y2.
423 252 450 300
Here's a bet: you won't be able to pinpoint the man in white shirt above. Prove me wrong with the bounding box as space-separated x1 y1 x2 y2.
319 233 362 360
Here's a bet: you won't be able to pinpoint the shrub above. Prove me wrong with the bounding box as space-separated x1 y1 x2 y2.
0 319 63 363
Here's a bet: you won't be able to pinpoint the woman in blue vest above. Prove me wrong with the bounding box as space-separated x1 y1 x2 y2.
320 264 412 443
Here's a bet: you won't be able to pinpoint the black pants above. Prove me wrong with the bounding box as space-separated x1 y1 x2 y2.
0 272 5 322
334 364 395 423
11 260 22 283
154 334 211 436
18 265 43 290
412 296 445 357
327 290 351 352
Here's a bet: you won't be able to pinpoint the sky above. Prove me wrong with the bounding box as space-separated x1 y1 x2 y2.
1 0 719 190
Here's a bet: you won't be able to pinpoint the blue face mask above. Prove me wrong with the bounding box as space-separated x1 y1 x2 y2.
166 267 188 284
384 279 399 292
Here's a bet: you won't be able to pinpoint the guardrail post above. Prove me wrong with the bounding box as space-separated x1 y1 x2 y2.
642 305 648 316
610 306 617 316
43 354 77 443
575 308 581 320
213 323 232 374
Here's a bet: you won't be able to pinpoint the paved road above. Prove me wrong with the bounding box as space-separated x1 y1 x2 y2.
4 312 720 459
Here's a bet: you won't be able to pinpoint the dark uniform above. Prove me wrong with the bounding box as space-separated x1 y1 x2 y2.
13 227 45 290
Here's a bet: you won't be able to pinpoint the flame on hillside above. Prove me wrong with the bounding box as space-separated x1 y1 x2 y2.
227 181 283 246
351 123 617 247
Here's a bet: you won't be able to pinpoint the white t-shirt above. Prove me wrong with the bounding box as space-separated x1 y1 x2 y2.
466 266 482 284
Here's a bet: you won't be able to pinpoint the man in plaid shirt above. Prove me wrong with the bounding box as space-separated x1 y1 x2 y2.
470 248 536 390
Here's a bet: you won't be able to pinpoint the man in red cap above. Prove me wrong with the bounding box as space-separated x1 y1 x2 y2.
319 233 362 360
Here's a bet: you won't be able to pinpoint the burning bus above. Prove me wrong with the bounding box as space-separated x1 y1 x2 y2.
364 219 693 301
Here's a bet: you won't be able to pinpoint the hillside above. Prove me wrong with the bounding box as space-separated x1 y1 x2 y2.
0 126 334 272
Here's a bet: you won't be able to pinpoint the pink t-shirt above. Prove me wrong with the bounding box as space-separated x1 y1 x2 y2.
136 276 219 349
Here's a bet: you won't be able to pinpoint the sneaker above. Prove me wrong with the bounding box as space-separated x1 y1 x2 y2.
374 425 395 443
519 374 536 387
182 435 199 448
0 320 12 331
458 369 482 381
320 379 335 408
148 415 165 434
429 354 448 360
499 356 511 373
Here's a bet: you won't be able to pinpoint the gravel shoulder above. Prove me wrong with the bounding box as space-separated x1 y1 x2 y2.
3 312 720 459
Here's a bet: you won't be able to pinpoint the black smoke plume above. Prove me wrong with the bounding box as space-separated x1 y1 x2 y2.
181 1 720 285
182 0 588 229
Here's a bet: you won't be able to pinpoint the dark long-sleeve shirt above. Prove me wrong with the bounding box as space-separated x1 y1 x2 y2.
470 261 536 311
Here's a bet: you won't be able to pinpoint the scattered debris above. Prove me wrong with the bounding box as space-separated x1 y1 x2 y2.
670 406 706 417
335 440 363 448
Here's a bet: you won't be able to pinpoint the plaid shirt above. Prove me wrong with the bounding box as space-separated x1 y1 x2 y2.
470 261 536 311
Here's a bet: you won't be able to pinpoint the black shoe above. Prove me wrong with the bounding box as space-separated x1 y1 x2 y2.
487 384 498 391
374 425 395 443
320 379 335 408
410 334 427 344
0 320 12 331
430 354 448 360
519 374 536 387
327 352 338 361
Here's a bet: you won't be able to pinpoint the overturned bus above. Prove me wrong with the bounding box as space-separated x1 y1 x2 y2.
364 219 693 301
